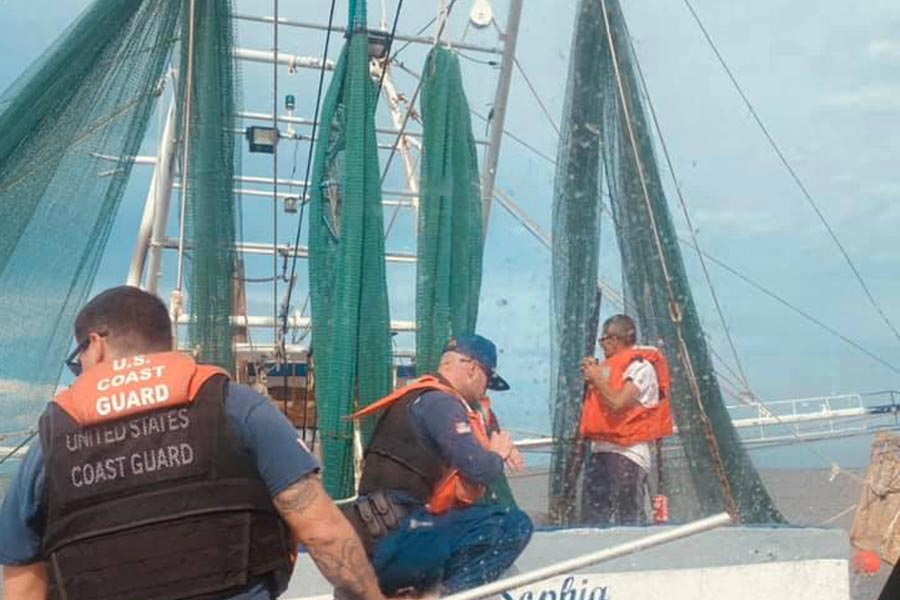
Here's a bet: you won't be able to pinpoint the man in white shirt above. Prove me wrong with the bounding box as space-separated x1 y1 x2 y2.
579 314 670 525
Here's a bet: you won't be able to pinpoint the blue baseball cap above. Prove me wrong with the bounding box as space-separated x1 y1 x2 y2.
443 333 510 391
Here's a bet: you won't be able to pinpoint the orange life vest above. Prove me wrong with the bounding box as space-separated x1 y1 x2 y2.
352 375 490 515
579 346 674 446
53 351 226 425
479 396 500 435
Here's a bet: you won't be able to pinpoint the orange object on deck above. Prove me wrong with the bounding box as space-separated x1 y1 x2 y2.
851 549 881 575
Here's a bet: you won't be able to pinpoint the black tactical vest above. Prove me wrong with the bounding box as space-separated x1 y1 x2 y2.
39 375 292 600
357 387 447 504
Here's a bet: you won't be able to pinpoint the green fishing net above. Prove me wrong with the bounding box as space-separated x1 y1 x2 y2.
308 22 393 498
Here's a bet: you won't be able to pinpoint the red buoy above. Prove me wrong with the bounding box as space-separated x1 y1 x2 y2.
851 549 882 575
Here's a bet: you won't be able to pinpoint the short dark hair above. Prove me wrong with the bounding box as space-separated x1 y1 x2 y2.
602 314 637 345
75 286 173 354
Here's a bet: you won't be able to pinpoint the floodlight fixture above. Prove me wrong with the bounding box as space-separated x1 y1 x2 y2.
245 126 279 154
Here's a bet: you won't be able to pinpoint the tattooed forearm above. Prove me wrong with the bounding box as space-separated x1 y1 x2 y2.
273 474 319 516
273 475 385 600
307 537 379 600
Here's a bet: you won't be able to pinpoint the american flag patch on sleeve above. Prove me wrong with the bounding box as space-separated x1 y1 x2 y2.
455 421 472 434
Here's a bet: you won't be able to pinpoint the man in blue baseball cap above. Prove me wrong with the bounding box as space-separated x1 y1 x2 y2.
345 333 532 597
443 333 511 392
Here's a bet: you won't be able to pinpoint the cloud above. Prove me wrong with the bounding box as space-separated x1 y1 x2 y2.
868 39 900 63
0 378 56 398
687 208 785 237
823 84 900 111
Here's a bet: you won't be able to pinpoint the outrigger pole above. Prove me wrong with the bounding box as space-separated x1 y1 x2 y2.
480 0 524 234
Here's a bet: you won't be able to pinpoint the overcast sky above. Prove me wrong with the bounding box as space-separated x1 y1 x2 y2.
2 0 899 467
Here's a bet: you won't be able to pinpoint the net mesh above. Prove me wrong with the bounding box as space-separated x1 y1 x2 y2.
177 0 239 372
308 31 393 498
548 0 606 524
550 0 783 524
416 46 484 375
0 0 181 444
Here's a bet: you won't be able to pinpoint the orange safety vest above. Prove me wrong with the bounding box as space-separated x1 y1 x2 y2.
53 351 226 426
579 346 674 446
479 396 500 435
352 375 490 515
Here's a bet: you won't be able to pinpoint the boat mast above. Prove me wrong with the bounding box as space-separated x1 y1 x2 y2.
129 91 178 293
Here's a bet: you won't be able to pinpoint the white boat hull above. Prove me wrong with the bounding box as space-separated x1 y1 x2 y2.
283 525 850 599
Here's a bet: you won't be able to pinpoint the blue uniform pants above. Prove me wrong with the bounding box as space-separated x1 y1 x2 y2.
371 504 533 594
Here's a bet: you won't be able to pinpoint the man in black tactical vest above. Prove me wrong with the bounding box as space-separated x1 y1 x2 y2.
0 286 386 600
345 334 533 596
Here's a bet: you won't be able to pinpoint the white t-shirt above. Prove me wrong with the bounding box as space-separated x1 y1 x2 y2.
590 358 659 472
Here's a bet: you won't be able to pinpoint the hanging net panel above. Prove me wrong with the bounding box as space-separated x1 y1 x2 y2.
547 0 607 525
0 0 181 447
416 46 484 375
177 0 239 372
548 0 782 524
599 0 782 523
308 25 393 498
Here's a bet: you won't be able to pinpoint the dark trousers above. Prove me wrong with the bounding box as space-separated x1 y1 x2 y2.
879 558 900 600
371 504 533 595
581 451 648 525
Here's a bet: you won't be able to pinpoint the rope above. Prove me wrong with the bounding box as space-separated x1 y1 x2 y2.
379 0 459 186
627 28 755 400
280 0 338 348
0 430 37 468
681 0 900 345
383 139 422 240
374 0 406 103
513 57 560 136
174 0 198 294
599 0 739 520
689 240 900 377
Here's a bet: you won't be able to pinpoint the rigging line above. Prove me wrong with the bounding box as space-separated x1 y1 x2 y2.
819 503 857 527
390 60 558 166
174 0 198 295
280 0 338 347
394 23 897 387
706 344 750 396
494 185 751 397
681 0 900 345
626 25 756 399
513 57 560 137
469 107 556 164
604 25 815 456
689 238 900 377
390 15 437 59
273 0 280 351
596 185 900 382
0 430 36 468
499 136 900 384
379 0 458 186
599 0 738 520
374 0 405 104
383 139 422 240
